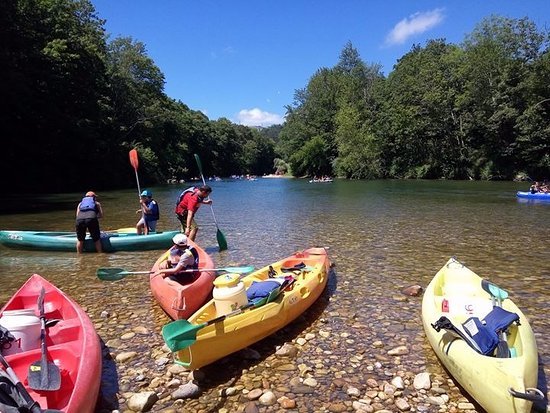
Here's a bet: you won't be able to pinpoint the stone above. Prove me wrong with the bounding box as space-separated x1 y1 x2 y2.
401 285 423 296
126 391 158 412
171 381 200 399
413 372 431 390
246 388 263 400
115 351 137 363
258 390 276 405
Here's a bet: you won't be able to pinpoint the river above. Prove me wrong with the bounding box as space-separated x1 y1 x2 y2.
0 178 548 412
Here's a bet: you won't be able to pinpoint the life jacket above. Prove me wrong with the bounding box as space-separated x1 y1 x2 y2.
175 187 205 215
145 200 160 221
175 186 198 207
169 245 199 270
79 196 96 212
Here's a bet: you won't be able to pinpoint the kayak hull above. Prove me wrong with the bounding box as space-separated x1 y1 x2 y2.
421 258 539 413
172 247 330 370
516 191 550 200
0 274 101 413
0 228 180 252
150 240 215 320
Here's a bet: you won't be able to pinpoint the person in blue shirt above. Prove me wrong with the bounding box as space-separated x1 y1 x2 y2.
136 190 160 235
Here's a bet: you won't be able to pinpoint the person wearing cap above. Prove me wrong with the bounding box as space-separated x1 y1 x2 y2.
174 185 213 241
154 234 199 281
136 189 160 235
75 191 104 253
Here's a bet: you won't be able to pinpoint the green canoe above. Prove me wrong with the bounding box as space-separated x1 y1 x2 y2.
0 228 180 252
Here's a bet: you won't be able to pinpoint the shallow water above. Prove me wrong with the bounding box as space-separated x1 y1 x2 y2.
0 179 549 411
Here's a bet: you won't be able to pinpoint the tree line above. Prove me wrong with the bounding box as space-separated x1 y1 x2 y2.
2 2 548 194
278 16 549 180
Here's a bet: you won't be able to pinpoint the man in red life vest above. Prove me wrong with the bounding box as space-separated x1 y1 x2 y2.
174 185 212 241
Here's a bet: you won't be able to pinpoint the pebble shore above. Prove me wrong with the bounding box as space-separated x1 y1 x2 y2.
89 271 548 413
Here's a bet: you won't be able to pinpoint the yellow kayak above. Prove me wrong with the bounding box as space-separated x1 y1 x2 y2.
421 257 543 413
163 247 330 370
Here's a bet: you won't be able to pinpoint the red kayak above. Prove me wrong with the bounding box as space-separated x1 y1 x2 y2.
150 240 216 320
0 274 101 413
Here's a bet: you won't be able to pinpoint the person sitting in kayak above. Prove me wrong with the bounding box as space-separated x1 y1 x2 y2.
154 234 199 281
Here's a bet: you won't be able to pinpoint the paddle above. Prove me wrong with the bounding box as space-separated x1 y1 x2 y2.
28 288 61 391
129 149 142 197
194 154 228 251
163 277 294 352
481 279 510 358
0 353 44 413
96 265 255 281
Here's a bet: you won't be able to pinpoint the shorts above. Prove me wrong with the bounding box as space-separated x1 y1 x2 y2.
75 218 101 241
138 217 158 232
176 211 198 231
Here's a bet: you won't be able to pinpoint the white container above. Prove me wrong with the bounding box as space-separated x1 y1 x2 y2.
0 310 41 355
213 273 248 316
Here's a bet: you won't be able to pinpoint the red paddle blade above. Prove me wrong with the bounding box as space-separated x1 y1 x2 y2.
129 149 139 170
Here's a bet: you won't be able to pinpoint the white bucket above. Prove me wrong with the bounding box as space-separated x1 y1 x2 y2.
0 310 41 355
213 274 248 316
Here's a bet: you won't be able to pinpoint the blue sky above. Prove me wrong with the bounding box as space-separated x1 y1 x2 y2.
91 1 549 127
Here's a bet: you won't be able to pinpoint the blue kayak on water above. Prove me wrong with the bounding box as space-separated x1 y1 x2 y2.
516 191 550 201
0 228 180 252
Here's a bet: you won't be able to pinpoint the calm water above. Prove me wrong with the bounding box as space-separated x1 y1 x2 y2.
0 179 549 410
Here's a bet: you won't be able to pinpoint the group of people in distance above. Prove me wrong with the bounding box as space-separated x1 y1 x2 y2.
74 185 213 254
529 180 549 194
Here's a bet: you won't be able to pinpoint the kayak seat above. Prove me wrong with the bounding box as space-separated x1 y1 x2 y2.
433 306 520 356
462 306 520 355
48 319 81 344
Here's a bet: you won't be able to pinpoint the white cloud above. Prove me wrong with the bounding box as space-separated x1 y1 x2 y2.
236 108 284 127
385 8 445 46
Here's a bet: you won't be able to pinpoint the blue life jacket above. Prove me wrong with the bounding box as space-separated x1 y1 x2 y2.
79 196 96 212
145 200 160 221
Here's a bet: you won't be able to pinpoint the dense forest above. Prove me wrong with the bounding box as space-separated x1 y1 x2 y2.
1 1 549 193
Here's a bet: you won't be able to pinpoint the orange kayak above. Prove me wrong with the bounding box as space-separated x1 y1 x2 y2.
0 274 101 413
150 240 216 320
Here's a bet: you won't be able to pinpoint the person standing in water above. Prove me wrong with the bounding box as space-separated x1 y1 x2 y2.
75 191 103 253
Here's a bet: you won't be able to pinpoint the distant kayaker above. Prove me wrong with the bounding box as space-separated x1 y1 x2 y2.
175 185 213 241
75 191 103 253
154 234 199 281
136 190 159 235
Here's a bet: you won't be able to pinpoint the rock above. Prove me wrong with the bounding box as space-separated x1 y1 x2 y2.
347 386 361 397
303 377 317 387
258 390 276 405
127 391 158 412
277 396 296 409
246 388 263 400
121 332 136 340
171 381 200 399
413 372 431 390
401 285 423 296
391 376 405 389
115 351 137 363
275 343 298 357
388 345 409 356
395 398 411 411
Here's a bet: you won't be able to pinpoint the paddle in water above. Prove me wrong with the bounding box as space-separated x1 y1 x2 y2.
194 153 228 251
481 279 510 358
28 287 61 391
96 265 255 281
